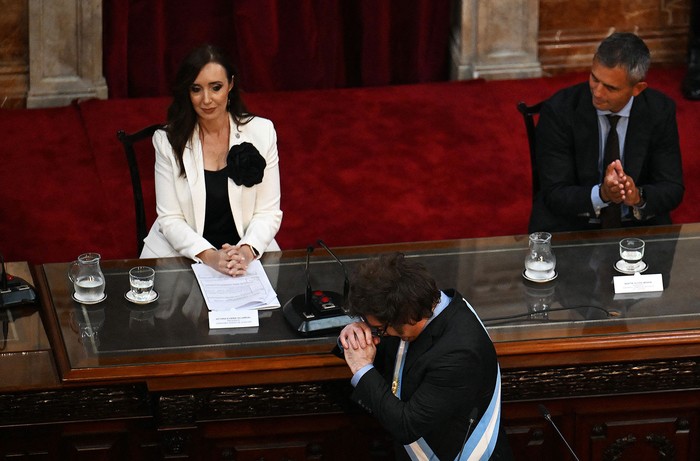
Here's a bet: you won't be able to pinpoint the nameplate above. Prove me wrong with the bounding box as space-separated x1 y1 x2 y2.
208 309 259 329
613 273 663 294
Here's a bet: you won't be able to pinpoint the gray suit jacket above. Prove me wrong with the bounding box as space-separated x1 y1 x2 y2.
529 82 684 232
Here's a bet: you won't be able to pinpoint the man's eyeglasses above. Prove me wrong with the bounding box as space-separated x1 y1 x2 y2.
361 316 389 338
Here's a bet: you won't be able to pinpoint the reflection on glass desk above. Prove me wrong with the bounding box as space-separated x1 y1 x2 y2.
36 224 700 385
0 262 57 391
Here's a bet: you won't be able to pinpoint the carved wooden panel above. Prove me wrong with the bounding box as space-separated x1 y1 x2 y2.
209 440 319 461
59 432 130 461
156 382 351 427
580 412 695 461
0 385 152 425
503 392 700 461
0 422 161 461
194 416 395 461
502 358 700 400
503 421 564 460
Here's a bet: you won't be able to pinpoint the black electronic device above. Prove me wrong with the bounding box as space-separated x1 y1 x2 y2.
282 241 355 335
1 254 38 309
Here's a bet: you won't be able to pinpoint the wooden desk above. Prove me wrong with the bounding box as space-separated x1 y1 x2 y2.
0 262 58 392
36 224 700 390
4 225 700 460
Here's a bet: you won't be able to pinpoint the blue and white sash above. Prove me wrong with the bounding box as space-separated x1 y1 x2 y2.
396 299 501 461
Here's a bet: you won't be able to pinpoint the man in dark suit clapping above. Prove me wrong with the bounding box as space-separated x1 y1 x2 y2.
529 32 684 233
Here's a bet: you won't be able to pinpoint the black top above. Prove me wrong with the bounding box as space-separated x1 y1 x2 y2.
203 169 239 249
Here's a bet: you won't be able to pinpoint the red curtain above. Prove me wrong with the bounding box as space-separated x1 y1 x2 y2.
103 0 452 98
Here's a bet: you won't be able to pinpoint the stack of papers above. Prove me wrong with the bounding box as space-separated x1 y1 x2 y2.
192 260 280 329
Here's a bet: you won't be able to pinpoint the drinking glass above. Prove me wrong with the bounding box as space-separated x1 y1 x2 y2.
619 238 645 271
129 266 155 301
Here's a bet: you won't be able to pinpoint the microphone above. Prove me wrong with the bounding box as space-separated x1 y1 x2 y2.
282 241 354 335
316 239 349 302
304 246 314 308
538 404 579 461
1 253 8 291
456 407 479 460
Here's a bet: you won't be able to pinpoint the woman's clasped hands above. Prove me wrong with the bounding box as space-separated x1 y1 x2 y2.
200 243 256 277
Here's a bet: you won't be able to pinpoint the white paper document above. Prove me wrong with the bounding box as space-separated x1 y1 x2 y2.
192 260 280 311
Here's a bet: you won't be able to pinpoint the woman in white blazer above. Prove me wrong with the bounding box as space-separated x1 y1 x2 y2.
141 45 282 277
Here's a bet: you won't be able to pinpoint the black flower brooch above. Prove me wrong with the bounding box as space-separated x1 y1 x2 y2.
226 142 266 187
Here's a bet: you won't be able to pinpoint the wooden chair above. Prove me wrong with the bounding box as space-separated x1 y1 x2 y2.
117 124 164 256
517 101 543 198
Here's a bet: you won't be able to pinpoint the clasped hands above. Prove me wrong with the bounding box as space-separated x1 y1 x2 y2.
200 243 255 277
339 322 379 375
600 160 643 207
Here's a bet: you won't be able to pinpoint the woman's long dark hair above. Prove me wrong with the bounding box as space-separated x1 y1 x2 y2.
166 44 254 176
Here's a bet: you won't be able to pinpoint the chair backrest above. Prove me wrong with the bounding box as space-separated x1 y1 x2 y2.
117 124 164 256
517 101 543 198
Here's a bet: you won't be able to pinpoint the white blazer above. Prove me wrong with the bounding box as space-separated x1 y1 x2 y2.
140 115 282 261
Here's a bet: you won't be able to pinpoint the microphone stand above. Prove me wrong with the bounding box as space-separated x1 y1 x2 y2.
304 246 313 308
1 252 8 293
317 239 349 302
539 404 580 461
456 407 479 460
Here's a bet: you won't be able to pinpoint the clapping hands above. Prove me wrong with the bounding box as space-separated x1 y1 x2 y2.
601 160 643 206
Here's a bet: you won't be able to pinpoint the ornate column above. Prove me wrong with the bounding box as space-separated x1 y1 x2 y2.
27 0 107 108
450 0 542 80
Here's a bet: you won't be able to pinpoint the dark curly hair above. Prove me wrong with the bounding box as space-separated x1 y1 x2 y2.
166 44 254 177
347 253 440 326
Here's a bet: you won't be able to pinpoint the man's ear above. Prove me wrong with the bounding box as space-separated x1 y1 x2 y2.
632 81 648 97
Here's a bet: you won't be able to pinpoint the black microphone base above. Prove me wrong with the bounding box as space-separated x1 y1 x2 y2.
1 277 37 309
282 290 355 336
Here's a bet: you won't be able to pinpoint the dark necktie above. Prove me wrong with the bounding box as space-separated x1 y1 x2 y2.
600 114 621 228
